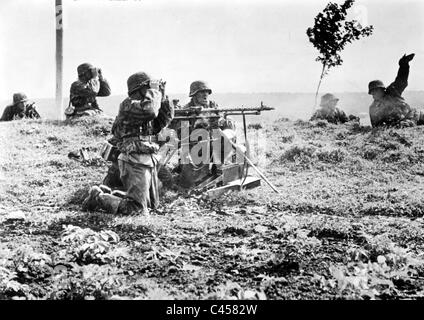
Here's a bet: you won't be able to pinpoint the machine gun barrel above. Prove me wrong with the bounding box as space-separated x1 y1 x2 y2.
173 102 274 120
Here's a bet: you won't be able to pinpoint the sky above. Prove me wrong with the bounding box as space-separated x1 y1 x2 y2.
0 0 423 100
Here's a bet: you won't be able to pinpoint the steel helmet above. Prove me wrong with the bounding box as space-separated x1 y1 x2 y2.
12 93 28 105
320 93 339 107
189 81 212 97
368 80 386 95
77 63 94 77
127 72 151 95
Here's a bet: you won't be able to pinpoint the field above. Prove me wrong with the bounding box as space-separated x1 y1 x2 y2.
1 115 424 300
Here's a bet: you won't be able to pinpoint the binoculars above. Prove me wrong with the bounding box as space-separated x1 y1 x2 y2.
148 79 166 91
89 67 101 78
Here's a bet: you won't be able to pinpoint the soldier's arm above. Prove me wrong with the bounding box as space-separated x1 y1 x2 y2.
370 113 381 127
70 79 100 99
97 77 111 97
182 101 193 109
386 64 408 97
338 109 349 123
121 89 162 122
0 106 12 121
310 110 320 121
31 106 41 119
386 58 412 97
152 98 175 134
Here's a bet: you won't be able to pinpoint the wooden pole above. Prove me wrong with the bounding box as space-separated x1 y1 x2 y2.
55 0 63 119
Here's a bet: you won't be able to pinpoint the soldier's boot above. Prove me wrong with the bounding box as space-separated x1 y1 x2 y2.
82 186 102 211
97 193 122 215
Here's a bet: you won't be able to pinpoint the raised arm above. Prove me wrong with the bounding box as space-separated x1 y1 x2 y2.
152 98 175 134
97 72 111 97
386 54 415 97
70 79 100 100
120 89 162 123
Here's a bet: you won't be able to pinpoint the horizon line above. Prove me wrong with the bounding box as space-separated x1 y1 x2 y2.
2 90 424 101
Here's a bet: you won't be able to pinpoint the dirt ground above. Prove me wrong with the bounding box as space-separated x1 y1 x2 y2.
1 116 424 300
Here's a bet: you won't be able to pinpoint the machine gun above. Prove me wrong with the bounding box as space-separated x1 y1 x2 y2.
167 101 279 198
173 102 274 120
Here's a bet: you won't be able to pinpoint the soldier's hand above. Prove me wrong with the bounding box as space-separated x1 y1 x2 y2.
90 68 99 79
399 53 415 65
98 68 103 80
159 80 166 94
149 79 160 91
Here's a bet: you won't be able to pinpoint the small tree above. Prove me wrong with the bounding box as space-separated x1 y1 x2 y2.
306 0 373 110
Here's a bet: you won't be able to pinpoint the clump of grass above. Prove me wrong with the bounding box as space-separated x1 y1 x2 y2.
315 148 346 163
280 134 294 144
19 128 41 135
293 119 311 127
280 144 316 162
335 131 347 140
378 140 400 151
314 120 328 128
361 145 383 161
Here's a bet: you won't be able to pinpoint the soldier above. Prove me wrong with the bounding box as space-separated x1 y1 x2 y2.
65 63 111 119
368 53 424 127
1 93 40 122
175 81 237 187
310 93 357 124
83 72 173 215
182 80 235 130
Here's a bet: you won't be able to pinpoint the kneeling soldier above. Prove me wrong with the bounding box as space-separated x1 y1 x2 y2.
83 72 173 215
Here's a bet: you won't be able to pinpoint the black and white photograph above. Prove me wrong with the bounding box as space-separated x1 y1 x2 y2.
1 0 424 308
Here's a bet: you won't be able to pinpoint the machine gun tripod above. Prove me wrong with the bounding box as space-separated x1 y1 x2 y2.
163 102 280 198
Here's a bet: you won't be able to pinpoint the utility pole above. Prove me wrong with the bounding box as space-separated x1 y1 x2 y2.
55 0 63 119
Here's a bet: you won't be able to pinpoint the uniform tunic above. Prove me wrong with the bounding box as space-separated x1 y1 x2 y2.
0 103 40 121
112 89 173 214
310 107 349 124
68 76 111 118
369 63 419 127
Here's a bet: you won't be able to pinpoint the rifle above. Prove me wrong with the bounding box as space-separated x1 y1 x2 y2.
173 101 274 120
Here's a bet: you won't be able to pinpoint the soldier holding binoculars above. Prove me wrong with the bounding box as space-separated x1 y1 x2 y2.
65 62 111 119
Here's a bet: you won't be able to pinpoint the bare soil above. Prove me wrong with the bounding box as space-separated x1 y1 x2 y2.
1 116 424 300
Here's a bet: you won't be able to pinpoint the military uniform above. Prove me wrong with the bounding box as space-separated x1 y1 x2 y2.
310 93 351 124
83 72 173 215
368 54 423 127
175 81 236 188
0 93 40 122
310 107 349 124
102 95 174 191
66 63 111 118
101 132 124 190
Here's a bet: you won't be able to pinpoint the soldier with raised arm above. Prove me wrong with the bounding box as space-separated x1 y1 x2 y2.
65 63 111 119
368 53 424 127
83 71 173 215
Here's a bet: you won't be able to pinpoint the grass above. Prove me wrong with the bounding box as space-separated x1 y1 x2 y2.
1 116 424 300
